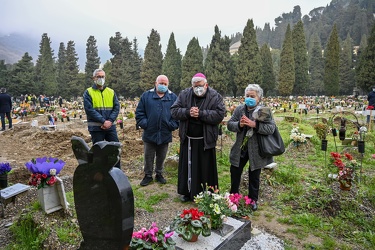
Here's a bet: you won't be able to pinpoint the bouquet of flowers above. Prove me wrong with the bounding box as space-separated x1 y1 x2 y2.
290 124 307 147
194 186 233 230
330 152 358 188
130 222 175 250
228 193 256 218
170 208 211 241
0 162 12 175
25 157 65 189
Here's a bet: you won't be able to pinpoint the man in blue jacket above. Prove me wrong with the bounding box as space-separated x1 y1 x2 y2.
0 88 12 131
83 69 121 168
135 75 179 186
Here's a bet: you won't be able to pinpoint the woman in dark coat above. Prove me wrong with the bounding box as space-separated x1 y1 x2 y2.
227 84 275 211
0 88 12 131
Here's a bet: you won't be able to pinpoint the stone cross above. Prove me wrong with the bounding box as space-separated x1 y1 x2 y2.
71 136 134 250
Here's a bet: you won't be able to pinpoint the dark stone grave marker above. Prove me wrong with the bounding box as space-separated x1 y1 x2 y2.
71 136 134 250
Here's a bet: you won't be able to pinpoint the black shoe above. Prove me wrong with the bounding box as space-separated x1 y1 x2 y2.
251 202 258 211
140 176 153 186
155 174 166 184
0 128 5 131
180 195 191 202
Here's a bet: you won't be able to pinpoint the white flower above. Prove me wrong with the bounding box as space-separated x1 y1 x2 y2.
49 168 57 176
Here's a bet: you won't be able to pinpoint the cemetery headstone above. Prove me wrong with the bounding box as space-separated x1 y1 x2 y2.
71 136 134 250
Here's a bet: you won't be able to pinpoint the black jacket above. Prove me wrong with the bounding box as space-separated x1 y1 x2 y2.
0 93 12 113
170 87 225 150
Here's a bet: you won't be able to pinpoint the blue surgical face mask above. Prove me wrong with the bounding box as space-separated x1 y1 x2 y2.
157 84 168 93
245 97 257 107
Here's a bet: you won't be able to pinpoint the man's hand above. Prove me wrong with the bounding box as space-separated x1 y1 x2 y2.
101 120 112 130
190 107 199 118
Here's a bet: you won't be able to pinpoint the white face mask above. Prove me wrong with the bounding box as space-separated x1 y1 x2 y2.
193 86 206 96
95 78 105 86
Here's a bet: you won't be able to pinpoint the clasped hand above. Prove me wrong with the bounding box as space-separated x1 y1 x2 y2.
101 120 112 130
190 107 199 118
240 115 255 128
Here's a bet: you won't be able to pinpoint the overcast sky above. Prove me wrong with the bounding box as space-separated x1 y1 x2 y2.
1 0 331 56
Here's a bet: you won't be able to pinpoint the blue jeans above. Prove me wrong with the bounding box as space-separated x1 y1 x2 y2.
0 112 12 130
89 130 121 169
143 142 169 177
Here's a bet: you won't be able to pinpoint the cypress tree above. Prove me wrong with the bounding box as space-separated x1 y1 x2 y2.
140 29 163 91
309 33 324 95
128 38 143 97
109 32 125 90
292 20 309 95
324 24 340 96
85 36 100 88
35 33 57 96
356 24 375 92
162 32 182 94
9 53 35 96
260 44 276 96
235 19 262 96
180 37 204 90
205 25 232 95
64 40 80 98
339 34 354 95
278 24 295 96
56 42 68 97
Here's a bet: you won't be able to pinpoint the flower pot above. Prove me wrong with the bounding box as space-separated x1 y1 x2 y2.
339 181 351 191
321 139 328 151
119 122 124 129
0 174 8 189
179 233 199 242
37 177 68 214
358 141 365 153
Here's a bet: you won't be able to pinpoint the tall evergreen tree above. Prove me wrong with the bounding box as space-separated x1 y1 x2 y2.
324 24 340 96
0 60 9 92
339 34 355 95
278 24 295 96
357 24 375 92
128 38 143 97
114 37 132 97
64 40 80 98
309 33 324 95
162 32 182 94
260 44 276 96
109 32 125 90
85 36 100 88
35 33 57 96
292 20 309 95
235 19 262 96
56 42 68 97
204 25 232 95
180 37 204 90
140 29 163 91
9 53 35 96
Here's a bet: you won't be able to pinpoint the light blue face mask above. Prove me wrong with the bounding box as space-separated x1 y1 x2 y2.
157 84 168 93
245 97 257 107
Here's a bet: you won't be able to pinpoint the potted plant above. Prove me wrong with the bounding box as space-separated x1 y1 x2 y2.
130 222 175 250
0 162 12 188
228 193 256 219
170 208 211 242
289 125 307 147
194 186 233 230
330 152 359 190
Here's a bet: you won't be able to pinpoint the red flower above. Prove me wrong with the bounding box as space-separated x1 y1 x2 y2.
180 208 204 220
366 105 374 110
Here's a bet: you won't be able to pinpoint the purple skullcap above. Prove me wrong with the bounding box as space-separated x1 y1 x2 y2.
192 73 207 84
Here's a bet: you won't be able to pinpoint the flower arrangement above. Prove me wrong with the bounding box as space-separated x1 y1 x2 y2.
170 208 211 241
228 193 256 218
194 186 233 230
25 157 65 189
290 125 307 147
330 152 359 189
130 222 175 250
0 162 12 175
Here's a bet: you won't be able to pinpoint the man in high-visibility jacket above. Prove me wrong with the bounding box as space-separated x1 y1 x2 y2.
83 69 121 168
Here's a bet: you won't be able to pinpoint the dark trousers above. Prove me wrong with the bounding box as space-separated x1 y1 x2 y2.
90 129 121 169
0 112 12 130
230 152 261 201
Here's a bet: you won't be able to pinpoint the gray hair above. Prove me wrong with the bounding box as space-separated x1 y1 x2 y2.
93 69 105 77
244 84 263 99
0 87 6 93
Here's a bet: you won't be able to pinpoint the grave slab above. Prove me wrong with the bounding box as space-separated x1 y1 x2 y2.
173 217 251 250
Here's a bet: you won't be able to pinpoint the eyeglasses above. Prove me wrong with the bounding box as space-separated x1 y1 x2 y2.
96 75 105 78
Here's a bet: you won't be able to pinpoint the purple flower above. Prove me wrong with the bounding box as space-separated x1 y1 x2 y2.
0 162 12 175
25 157 65 176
